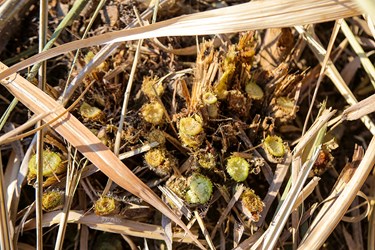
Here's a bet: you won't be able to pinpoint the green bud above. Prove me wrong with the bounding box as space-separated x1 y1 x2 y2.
202 92 217 105
226 156 250 182
185 174 213 204
263 135 285 157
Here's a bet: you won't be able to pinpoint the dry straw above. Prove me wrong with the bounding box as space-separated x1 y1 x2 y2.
0 0 362 80
0 61 204 249
0 0 371 249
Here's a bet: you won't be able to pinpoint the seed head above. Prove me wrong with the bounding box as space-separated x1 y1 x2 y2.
94 196 119 216
240 188 264 222
178 114 205 148
42 190 64 212
79 102 104 121
268 96 298 123
179 115 203 136
144 147 176 176
28 150 65 179
197 152 216 169
166 175 188 199
141 76 164 99
141 101 164 125
145 129 166 145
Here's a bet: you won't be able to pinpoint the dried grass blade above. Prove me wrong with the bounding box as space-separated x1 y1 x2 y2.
342 93 375 121
234 230 264 250
257 153 291 227
211 185 244 239
35 1 49 248
292 176 320 210
369 183 375 250
0 153 13 249
341 191 370 223
298 137 375 249
194 210 215 250
22 210 198 244
264 101 330 249
9 136 34 232
0 0 362 81
0 62 204 249
340 19 375 87
54 153 85 250
354 0 375 22
161 213 172 250
302 19 342 135
0 112 51 144
262 147 321 250
119 142 159 160
293 109 336 157
295 25 375 135
27 0 90 80
3 124 25 244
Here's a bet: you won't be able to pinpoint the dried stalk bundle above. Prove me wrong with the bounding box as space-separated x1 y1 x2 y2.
0 0 373 249
0 62 204 249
